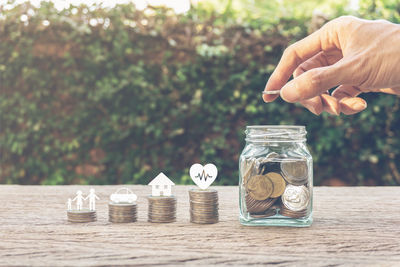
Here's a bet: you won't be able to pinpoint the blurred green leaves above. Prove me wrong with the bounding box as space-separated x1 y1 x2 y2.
0 1 399 186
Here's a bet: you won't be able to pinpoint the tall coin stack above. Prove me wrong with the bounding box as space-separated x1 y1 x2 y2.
147 196 177 223
189 189 219 224
67 210 97 223
109 202 137 223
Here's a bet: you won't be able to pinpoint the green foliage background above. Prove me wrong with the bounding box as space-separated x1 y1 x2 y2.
1 0 399 186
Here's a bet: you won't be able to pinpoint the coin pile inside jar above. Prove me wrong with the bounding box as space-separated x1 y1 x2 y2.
108 202 137 223
242 152 310 219
147 196 177 223
189 188 219 224
67 210 97 223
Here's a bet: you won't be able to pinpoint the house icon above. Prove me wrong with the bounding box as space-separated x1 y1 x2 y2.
149 172 175 196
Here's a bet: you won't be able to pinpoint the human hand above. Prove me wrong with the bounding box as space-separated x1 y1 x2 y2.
263 16 400 115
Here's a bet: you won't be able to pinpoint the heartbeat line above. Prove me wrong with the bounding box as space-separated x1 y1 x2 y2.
195 170 212 182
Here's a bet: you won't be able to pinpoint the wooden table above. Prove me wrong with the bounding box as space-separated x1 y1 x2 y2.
1 185 399 266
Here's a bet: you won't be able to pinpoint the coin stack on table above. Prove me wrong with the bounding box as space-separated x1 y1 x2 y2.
242 152 311 219
108 202 137 223
67 210 97 223
189 188 219 224
147 196 177 223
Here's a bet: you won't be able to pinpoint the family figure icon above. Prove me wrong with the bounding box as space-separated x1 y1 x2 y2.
66 188 99 223
67 189 99 211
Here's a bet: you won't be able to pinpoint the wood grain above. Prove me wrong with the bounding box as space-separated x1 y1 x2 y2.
0 185 399 266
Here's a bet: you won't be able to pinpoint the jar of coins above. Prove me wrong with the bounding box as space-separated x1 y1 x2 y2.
239 125 313 227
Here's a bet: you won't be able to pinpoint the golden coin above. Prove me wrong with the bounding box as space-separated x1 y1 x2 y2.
246 175 273 200
266 172 286 198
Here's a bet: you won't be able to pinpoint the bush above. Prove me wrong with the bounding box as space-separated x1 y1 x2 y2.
1 1 399 186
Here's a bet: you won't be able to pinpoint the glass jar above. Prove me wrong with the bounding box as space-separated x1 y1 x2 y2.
239 125 313 227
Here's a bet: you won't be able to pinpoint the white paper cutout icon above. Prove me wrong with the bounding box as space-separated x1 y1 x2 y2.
189 163 218 190
148 172 175 196
72 190 84 210
67 188 99 211
66 198 72 211
84 188 100 211
110 187 137 203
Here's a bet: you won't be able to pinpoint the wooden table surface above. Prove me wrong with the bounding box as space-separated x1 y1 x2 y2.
0 185 399 266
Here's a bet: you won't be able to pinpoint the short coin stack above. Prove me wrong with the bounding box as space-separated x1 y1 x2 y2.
108 202 137 223
189 188 219 224
67 210 96 223
147 196 176 223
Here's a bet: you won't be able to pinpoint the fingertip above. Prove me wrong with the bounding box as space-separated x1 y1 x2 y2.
321 94 341 115
300 97 323 115
262 91 279 102
312 106 323 115
307 107 322 115
280 81 300 103
340 97 367 115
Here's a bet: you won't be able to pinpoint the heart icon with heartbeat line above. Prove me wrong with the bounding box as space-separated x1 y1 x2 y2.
189 163 218 190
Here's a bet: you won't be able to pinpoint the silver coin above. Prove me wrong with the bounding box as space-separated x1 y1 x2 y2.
281 184 310 211
262 90 280 95
279 204 308 218
280 160 308 185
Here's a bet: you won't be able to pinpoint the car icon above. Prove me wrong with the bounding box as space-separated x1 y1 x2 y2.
110 187 137 203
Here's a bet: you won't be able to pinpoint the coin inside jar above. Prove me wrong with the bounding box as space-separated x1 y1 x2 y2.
245 194 277 213
280 160 308 185
265 172 286 198
250 208 277 218
281 184 310 212
279 203 308 218
241 157 258 185
246 175 273 200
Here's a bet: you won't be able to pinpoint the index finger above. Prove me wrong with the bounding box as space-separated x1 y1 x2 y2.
262 22 337 102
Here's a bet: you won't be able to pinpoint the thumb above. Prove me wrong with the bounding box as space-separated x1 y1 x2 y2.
280 60 350 103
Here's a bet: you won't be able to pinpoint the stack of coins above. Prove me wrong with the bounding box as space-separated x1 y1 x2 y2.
189 189 219 224
280 184 310 218
147 196 176 223
67 210 96 223
108 202 137 223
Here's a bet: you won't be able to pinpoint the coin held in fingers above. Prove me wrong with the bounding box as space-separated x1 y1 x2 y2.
262 90 281 95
